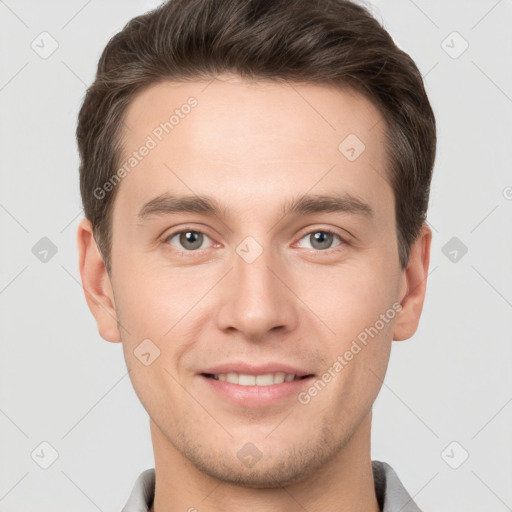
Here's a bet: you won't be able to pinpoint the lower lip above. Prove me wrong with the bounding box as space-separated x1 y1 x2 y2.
198 374 315 407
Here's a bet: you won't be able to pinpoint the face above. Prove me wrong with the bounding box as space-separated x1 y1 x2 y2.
78 74 430 488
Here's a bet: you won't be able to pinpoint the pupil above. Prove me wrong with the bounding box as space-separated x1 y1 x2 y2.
180 231 203 250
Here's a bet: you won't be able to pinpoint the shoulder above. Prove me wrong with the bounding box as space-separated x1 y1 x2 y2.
121 468 155 512
372 460 423 512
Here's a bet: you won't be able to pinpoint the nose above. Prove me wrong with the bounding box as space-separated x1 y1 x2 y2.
215 245 300 341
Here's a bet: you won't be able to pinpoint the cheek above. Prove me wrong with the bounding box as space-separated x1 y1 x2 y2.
298 258 399 340
113 264 210 379
114 271 196 418
114 262 196 333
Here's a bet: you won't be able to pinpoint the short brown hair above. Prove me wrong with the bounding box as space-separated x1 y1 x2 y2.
77 0 436 274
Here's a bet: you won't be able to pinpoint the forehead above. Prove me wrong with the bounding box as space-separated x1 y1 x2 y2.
115 75 392 221
122 75 385 153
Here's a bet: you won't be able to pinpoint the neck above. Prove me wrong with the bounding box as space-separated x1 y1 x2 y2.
149 412 379 512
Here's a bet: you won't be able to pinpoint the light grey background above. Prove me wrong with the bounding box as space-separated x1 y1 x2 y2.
1 0 511 510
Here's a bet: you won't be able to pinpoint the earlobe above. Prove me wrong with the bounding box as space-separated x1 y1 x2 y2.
393 224 432 341
76 218 121 343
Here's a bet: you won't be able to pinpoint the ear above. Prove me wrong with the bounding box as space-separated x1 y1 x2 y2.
393 224 432 341
77 218 121 343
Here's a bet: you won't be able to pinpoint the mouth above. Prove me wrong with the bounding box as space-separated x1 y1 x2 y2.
197 362 316 406
201 372 313 386
198 371 316 406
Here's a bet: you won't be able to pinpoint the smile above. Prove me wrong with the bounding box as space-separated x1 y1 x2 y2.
203 372 310 386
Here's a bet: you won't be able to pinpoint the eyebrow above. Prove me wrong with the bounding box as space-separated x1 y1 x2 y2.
137 192 374 222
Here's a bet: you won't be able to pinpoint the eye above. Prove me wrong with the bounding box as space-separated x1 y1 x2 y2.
165 230 212 251
296 230 344 251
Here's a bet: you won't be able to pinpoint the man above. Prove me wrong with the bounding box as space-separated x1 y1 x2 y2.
76 0 436 510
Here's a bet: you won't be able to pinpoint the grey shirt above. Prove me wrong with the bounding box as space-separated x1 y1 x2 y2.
121 460 422 512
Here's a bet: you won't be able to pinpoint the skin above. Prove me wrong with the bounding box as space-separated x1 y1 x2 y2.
77 74 431 512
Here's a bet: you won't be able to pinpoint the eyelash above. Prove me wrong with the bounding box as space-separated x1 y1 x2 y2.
163 227 347 254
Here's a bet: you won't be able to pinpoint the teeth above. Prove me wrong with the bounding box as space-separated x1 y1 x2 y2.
256 374 274 386
226 373 239 384
238 374 256 385
210 372 301 386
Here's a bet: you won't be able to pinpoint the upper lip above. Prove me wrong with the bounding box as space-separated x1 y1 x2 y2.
199 362 314 377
